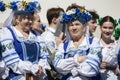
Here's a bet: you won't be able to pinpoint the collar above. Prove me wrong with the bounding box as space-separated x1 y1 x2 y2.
68 37 89 51
12 26 36 41
47 27 56 34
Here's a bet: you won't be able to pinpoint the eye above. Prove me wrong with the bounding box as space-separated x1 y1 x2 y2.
109 27 114 29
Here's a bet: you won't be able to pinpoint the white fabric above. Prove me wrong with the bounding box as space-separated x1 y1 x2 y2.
100 40 119 80
53 37 101 80
0 26 51 79
41 27 57 53
0 60 9 79
3 11 14 27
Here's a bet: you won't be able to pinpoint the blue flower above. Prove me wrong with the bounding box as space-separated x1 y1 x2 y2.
0 1 6 12
41 24 46 31
25 4 35 13
25 1 39 13
119 18 120 24
60 8 92 24
10 1 18 11
63 14 73 23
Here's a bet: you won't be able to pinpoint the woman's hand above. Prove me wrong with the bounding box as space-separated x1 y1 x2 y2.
101 61 108 69
36 66 44 77
77 56 86 63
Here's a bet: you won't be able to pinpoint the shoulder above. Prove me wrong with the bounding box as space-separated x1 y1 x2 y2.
41 31 52 38
41 31 55 41
91 37 100 46
0 27 13 41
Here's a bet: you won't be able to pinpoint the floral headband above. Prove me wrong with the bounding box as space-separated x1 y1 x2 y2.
113 18 120 40
60 8 92 24
119 18 120 24
98 17 118 27
0 1 41 13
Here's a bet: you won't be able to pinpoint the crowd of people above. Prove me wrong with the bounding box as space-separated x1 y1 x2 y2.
0 1 120 80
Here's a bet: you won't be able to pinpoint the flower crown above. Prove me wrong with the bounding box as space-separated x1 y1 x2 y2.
60 8 92 24
113 28 120 40
119 18 120 24
0 1 41 13
98 17 118 27
113 18 120 40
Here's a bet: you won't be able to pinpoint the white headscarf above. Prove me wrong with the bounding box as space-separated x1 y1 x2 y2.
3 11 14 27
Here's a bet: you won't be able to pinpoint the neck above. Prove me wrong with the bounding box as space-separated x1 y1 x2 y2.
101 37 114 45
15 25 29 38
49 23 57 31
73 35 85 49
89 32 93 37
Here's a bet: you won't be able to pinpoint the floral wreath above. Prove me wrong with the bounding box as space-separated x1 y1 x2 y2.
60 8 92 24
0 1 41 13
113 18 120 40
98 17 118 27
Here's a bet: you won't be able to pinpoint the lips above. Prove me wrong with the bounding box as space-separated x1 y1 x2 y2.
72 29 78 34
105 32 111 36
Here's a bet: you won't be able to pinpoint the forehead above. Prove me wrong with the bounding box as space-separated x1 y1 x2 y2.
102 22 114 26
89 20 97 23
70 20 82 24
34 13 40 18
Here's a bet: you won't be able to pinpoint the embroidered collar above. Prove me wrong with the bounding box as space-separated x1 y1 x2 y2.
12 26 37 42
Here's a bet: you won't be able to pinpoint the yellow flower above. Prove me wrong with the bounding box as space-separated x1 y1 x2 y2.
5 3 11 8
79 8 85 13
22 1 29 7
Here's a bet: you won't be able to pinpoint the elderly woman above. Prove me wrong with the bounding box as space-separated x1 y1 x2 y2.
53 4 102 80
0 1 50 80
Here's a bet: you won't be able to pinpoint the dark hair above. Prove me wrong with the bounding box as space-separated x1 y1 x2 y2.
66 3 85 12
89 10 99 20
12 11 33 26
47 7 64 24
99 16 117 27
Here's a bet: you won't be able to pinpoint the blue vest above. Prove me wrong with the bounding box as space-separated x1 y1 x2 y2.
7 27 41 79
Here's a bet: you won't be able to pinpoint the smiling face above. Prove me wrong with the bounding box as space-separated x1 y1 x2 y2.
68 20 86 40
17 16 33 32
100 21 115 39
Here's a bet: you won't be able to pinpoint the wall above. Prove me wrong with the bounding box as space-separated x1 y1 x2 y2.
0 0 120 37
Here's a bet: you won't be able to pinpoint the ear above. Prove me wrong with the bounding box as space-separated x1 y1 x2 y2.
52 17 57 24
15 18 20 25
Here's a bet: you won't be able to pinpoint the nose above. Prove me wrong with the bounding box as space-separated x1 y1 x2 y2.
94 23 97 27
29 20 32 23
106 28 110 32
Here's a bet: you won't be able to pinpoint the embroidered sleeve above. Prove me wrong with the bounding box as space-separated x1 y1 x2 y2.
53 43 77 75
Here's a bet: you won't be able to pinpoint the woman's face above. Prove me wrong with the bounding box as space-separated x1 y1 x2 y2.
17 16 33 32
32 13 43 32
100 22 115 39
68 20 85 39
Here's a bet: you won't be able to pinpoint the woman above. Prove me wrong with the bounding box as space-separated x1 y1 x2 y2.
53 4 102 80
99 16 119 80
31 13 45 36
0 1 50 80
